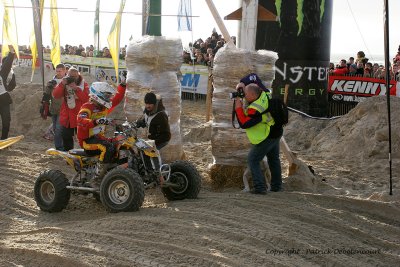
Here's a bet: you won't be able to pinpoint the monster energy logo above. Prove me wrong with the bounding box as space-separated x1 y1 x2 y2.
275 0 326 35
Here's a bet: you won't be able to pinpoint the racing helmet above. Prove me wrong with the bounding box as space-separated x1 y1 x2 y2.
89 82 115 109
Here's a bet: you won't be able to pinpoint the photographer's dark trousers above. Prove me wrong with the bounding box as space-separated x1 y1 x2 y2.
0 103 11 140
83 136 115 163
248 137 282 192
61 126 76 151
52 114 63 151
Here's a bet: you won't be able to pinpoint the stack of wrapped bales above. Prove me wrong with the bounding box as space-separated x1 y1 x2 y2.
210 44 278 188
124 36 184 162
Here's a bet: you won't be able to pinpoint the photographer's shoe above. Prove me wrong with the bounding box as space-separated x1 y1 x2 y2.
250 189 267 195
242 187 250 193
270 187 284 192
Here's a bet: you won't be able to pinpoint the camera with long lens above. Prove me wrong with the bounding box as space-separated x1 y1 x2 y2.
65 76 76 85
122 70 127 78
46 79 57 90
229 87 245 99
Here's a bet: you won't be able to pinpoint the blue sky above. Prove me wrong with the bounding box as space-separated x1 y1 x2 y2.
1 0 399 60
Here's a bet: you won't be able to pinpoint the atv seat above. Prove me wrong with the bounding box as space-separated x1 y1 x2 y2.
68 149 90 156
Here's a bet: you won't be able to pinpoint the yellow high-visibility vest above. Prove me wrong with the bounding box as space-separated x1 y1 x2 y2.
244 91 274 144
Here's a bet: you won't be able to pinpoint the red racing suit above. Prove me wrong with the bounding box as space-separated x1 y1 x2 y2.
76 84 126 161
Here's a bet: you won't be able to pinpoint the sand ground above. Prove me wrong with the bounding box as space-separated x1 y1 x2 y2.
0 68 399 266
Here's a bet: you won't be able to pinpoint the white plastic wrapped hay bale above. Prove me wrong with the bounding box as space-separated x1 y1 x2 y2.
124 36 183 162
210 44 278 188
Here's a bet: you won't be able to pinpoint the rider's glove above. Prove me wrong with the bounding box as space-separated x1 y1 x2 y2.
95 117 111 125
135 119 146 128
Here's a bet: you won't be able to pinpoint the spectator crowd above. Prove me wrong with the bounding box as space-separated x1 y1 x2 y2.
0 44 127 60
3 36 400 82
182 30 236 67
329 49 400 81
0 29 233 65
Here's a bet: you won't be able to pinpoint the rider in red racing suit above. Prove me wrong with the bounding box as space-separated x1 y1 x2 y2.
77 82 126 163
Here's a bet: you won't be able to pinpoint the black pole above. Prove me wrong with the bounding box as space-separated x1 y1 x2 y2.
383 0 393 195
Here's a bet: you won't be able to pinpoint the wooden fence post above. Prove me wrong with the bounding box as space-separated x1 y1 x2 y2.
280 84 298 175
206 69 213 122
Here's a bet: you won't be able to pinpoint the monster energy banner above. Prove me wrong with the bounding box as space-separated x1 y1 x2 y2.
257 0 333 116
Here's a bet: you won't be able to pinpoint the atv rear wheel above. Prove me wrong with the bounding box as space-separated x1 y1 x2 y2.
34 170 70 212
100 168 145 212
162 160 201 201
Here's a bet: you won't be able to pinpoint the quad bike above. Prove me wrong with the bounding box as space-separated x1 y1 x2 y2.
34 120 202 213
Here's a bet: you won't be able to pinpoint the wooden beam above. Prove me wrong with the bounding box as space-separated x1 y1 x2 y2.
280 84 298 175
205 70 213 122
204 0 231 42
224 7 242 20
257 4 278 21
284 84 289 105
224 4 278 21
280 137 298 175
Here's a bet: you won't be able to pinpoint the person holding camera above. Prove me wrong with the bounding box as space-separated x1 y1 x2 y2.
0 46 16 140
136 92 171 150
234 74 283 194
52 67 89 151
41 63 67 150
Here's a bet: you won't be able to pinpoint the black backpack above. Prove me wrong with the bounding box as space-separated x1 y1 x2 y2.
264 97 289 127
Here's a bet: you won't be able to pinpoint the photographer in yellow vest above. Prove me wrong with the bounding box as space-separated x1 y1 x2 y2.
234 76 283 194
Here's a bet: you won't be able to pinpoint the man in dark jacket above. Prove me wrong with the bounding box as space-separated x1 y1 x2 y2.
136 92 171 150
0 47 16 140
41 63 67 150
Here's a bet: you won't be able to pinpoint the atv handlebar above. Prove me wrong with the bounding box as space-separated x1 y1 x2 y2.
114 120 140 139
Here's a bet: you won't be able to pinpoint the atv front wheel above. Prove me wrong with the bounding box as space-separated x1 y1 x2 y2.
162 160 201 201
34 170 70 212
100 168 145 212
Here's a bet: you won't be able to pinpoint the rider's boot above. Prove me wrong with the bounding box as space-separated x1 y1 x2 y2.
91 162 110 189
159 175 165 186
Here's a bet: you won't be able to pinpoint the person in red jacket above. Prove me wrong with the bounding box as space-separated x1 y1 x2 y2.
76 81 126 180
52 67 89 151
329 59 349 76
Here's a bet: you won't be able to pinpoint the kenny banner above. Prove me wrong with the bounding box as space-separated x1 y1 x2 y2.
328 75 398 103
257 0 333 116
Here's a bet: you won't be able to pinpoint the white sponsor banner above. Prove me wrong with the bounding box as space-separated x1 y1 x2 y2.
180 64 209 95
44 53 126 69
27 54 210 95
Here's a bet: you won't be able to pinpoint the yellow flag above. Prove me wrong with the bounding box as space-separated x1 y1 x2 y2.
107 0 126 82
30 0 44 73
50 0 61 67
1 0 20 59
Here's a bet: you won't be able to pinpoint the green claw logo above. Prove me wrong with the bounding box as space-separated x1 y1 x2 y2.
275 0 326 35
